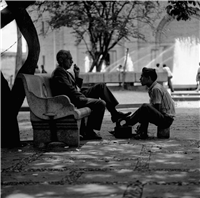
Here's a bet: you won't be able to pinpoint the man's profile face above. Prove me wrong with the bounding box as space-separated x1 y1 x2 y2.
140 73 150 86
62 52 73 70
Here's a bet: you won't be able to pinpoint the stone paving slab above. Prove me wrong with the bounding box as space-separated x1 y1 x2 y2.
1 184 125 198
143 185 200 198
2 183 200 198
2 107 200 198
2 138 200 198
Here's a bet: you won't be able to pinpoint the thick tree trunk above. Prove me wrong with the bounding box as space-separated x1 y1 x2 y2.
1 72 20 147
9 3 40 115
1 1 40 148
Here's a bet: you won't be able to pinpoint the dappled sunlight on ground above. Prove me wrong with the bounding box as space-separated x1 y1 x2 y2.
2 106 199 197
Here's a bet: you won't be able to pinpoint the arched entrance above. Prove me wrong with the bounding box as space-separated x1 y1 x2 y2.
156 14 200 85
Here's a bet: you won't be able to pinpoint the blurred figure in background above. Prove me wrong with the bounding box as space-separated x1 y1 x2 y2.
196 63 200 92
162 64 174 93
41 65 47 73
156 63 160 69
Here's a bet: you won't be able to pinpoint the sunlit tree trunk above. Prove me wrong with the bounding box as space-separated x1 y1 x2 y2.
15 26 22 77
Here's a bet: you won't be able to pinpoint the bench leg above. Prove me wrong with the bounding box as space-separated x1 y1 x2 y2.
157 126 170 139
30 113 80 147
56 117 80 147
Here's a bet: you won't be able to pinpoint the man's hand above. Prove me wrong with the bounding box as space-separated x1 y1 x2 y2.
73 64 80 78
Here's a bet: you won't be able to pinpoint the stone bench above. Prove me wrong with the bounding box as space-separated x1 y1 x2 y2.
20 74 92 148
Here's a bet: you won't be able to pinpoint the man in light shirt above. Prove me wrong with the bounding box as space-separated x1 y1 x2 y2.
162 64 174 92
122 67 176 139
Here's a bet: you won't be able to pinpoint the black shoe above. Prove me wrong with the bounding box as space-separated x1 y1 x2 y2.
133 124 148 139
82 131 102 140
120 113 134 127
111 111 132 123
135 124 142 134
134 133 148 140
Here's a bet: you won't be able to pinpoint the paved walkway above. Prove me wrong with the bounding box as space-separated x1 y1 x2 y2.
1 91 200 198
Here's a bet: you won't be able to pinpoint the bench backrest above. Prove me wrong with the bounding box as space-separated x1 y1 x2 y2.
22 74 52 98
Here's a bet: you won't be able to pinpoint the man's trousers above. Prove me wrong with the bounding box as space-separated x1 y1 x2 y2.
128 103 174 132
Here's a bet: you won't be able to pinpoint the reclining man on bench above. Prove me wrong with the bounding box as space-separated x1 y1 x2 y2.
51 49 131 140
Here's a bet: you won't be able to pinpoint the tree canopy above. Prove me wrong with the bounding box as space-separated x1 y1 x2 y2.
31 0 200 72
32 1 162 72
166 0 200 21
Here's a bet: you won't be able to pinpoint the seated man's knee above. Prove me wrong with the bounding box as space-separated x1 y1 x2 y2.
139 103 152 114
97 99 106 110
96 83 107 90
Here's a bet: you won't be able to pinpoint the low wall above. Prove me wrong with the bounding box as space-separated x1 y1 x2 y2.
80 71 168 85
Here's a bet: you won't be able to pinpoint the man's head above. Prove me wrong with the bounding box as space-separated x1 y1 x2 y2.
163 64 166 67
140 67 157 87
56 50 73 70
156 63 160 68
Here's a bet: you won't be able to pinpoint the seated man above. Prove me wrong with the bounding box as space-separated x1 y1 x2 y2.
51 49 131 140
122 67 175 139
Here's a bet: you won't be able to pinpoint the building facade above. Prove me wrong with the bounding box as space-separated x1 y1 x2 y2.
33 2 200 85
2 2 200 85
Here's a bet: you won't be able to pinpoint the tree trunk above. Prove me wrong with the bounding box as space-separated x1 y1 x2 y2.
1 1 40 148
1 72 20 147
7 1 40 113
89 52 102 72
15 26 23 77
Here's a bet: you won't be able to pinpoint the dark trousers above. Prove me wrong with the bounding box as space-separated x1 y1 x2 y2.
80 83 119 130
128 104 174 132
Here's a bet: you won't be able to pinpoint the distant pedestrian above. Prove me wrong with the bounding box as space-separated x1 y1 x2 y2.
117 65 123 72
162 64 174 92
117 65 123 86
196 63 200 92
155 63 163 72
35 65 40 74
41 65 47 73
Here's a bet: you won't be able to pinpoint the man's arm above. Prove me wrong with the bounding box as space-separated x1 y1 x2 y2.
73 64 83 88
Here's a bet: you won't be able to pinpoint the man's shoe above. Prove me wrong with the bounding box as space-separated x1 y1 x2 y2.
134 133 148 140
83 131 102 140
120 113 134 127
111 111 132 123
133 124 148 139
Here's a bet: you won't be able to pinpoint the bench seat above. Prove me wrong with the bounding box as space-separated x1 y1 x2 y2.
20 73 92 148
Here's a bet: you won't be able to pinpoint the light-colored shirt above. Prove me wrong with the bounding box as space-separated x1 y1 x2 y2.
196 67 200 81
148 81 176 118
163 66 172 77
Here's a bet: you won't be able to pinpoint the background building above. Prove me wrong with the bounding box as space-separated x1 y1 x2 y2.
1 1 200 86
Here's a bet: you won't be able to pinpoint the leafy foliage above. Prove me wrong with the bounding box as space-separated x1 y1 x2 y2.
32 1 162 72
166 0 200 21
